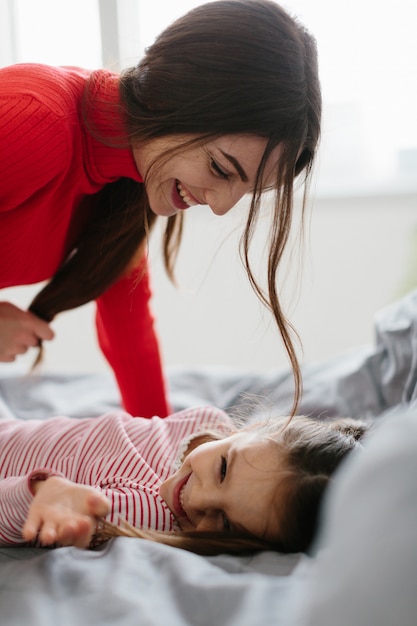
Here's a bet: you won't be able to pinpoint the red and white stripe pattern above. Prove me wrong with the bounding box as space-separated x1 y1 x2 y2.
0 406 233 545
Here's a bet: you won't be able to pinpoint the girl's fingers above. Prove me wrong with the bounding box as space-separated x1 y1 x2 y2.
87 492 111 518
38 524 58 546
23 511 93 548
23 479 110 548
22 508 42 542
22 520 39 542
24 518 58 546
59 518 93 548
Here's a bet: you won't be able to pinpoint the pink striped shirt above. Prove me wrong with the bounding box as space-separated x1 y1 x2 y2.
0 406 233 545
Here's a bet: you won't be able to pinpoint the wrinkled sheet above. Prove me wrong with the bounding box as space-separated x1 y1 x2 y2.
0 541 300 626
0 289 416 625
285 408 417 626
2 291 416 423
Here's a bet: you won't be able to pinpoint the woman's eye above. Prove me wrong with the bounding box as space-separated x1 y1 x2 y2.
210 158 229 180
220 455 227 482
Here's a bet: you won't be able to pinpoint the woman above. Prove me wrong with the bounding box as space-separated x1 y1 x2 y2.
0 0 321 417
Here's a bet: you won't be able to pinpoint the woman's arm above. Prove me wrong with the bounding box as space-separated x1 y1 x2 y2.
96 258 171 418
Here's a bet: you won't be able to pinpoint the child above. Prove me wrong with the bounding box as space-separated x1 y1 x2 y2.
0 406 366 554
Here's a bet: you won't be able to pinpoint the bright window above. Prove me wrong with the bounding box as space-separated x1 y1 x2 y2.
1 0 101 68
122 0 417 197
2 0 416 197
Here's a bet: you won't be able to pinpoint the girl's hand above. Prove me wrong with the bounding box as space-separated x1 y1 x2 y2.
0 301 54 361
22 476 111 548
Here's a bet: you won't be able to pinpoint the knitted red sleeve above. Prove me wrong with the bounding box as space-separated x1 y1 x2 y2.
95 260 171 418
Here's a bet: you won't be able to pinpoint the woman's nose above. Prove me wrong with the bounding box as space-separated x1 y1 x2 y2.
206 187 247 216
209 202 234 216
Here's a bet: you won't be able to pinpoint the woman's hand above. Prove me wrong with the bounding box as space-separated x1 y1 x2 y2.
22 476 111 548
0 301 54 361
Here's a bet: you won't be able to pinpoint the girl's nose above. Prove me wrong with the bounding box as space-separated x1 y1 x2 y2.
188 491 219 530
194 514 218 532
189 487 213 513
188 483 221 518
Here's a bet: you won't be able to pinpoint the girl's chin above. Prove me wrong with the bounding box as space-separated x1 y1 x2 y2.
177 519 194 532
159 479 169 502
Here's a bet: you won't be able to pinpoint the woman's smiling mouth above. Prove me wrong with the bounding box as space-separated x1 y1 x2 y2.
173 180 200 209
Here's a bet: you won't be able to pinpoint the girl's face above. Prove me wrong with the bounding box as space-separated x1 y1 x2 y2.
132 135 280 218
159 431 283 542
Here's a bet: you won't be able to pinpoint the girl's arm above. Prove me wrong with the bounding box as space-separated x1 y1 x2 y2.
23 476 110 548
1 472 170 547
26 478 174 543
0 473 109 548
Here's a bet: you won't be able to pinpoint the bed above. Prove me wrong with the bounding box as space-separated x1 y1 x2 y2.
1 289 417 625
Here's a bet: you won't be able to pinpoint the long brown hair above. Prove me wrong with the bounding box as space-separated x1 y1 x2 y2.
94 416 367 555
29 0 321 414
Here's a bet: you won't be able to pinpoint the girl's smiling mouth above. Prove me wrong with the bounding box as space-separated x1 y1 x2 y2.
172 473 191 519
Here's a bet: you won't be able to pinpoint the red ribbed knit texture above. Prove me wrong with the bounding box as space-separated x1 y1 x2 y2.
0 63 170 417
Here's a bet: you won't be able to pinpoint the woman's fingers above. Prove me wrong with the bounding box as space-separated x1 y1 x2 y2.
0 302 54 360
30 314 55 341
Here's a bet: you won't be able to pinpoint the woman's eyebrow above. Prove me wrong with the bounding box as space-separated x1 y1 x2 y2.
219 150 249 182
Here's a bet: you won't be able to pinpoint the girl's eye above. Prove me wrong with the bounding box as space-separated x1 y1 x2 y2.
222 513 231 532
220 455 227 482
210 158 230 180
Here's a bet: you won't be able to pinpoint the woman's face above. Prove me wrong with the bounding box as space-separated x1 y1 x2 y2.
132 134 280 217
159 431 283 542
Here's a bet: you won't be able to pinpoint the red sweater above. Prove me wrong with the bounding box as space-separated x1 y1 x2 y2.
0 63 170 417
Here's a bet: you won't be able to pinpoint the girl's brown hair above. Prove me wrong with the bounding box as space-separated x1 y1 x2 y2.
29 0 321 415
95 416 367 556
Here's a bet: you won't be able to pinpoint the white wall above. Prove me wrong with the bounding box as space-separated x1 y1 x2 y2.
4 193 416 376
2 0 416 377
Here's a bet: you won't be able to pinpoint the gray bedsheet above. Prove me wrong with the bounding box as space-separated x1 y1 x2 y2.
1 289 417 625
2 290 415 423
0 541 299 626
286 408 417 626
